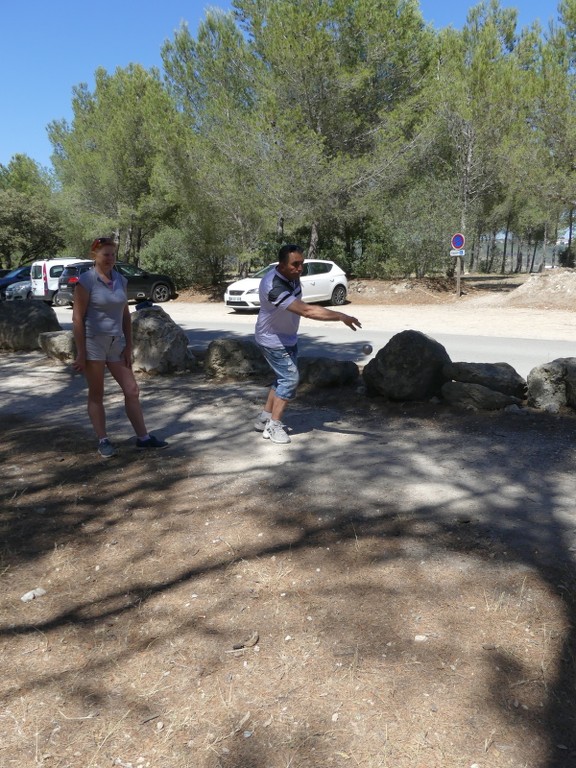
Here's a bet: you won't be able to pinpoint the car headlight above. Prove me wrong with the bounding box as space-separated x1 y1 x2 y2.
246 288 258 294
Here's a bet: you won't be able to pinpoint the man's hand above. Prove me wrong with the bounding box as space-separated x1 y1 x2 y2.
340 313 362 331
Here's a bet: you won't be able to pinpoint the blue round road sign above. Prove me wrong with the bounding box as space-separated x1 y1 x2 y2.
451 233 465 249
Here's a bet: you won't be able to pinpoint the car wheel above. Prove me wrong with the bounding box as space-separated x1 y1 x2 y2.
330 285 347 306
151 283 171 303
52 291 67 307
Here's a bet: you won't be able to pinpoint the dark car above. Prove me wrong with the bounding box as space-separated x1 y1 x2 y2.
56 261 178 306
0 265 32 299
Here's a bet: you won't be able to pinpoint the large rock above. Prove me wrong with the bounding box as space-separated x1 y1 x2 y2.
39 330 76 361
0 301 61 350
362 330 451 400
204 338 270 380
131 305 194 374
442 381 522 410
527 357 576 411
298 356 359 389
444 361 526 399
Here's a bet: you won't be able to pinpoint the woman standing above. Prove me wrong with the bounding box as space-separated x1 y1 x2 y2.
72 237 168 457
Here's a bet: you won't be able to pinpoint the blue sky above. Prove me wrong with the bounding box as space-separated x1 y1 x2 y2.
0 1 562 170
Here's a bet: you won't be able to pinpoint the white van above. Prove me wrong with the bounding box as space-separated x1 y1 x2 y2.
30 258 82 304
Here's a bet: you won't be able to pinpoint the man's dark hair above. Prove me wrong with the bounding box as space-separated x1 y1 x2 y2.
278 244 303 264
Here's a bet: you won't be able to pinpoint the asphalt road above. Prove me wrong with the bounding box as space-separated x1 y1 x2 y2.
53 300 576 379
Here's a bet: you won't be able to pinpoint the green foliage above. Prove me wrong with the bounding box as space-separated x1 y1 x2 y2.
48 64 180 261
0 155 63 266
139 228 193 288
0 0 572 280
558 246 575 267
0 189 64 266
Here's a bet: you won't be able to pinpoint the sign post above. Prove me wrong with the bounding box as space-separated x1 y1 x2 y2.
451 233 466 296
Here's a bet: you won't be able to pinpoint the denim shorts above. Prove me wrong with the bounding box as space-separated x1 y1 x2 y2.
85 335 126 362
258 344 299 400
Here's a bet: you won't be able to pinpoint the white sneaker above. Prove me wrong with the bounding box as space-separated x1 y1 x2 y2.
254 413 269 432
262 420 291 444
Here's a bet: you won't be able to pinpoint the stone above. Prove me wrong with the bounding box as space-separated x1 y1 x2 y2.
204 338 270 380
131 305 194 374
298 356 359 389
0 301 60 351
563 358 576 409
441 381 523 410
39 330 76 361
526 358 575 410
444 361 526 399
362 330 451 400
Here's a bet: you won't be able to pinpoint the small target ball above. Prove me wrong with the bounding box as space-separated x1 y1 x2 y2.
362 344 373 355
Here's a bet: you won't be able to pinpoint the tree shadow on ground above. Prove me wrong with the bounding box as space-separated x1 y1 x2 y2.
1 373 576 767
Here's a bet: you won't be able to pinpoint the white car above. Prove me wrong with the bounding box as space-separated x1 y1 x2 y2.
30 257 85 304
224 259 348 311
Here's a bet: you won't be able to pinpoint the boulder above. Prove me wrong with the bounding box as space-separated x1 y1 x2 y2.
444 361 526 399
441 381 523 410
131 305 194 374
39 330 76 361
362 330 451 400
204 338 270 380
527 357 576 410
564 360 576 409
298 356 359 389
0 301 61 351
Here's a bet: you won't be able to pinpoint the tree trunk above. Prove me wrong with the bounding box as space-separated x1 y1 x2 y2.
276 215 284 243
514 236 523 273
529 238 538 273
500 217 511 274
469 231 478 272
487 230 497 272
124 226 133 263
308 221 319 259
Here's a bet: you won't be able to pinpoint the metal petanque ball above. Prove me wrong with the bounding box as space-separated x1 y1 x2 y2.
362 344 373 355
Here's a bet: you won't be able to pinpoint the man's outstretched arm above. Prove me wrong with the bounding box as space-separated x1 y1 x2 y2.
287 299 362 330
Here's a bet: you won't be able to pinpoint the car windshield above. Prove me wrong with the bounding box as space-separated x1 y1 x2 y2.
6 267 26 278
250 264 276 278
116 264 144 277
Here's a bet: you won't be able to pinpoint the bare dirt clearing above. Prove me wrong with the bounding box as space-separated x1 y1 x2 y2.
2 272 576 768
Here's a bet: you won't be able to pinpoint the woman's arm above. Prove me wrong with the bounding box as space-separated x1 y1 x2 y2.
122 304 133 367
72 284 89 372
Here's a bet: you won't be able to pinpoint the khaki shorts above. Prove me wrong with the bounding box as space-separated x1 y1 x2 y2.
85 335 126 362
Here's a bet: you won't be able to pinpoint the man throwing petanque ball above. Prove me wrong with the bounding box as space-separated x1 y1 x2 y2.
254 244 362 444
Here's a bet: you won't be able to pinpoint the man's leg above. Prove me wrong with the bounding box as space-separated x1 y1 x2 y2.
258 345 298 443
270 391 289 422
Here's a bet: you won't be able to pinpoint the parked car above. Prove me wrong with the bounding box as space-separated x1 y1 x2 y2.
54 261 95 306
57 261 178 306
5 280 32 301
0 265 32 299
30 257 84 303
224 259 348 311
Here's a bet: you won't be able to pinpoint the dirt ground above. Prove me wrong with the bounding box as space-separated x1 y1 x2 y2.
2 272 576 768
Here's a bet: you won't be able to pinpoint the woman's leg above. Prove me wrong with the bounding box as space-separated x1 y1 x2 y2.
84 361 107 439
107 361 147 437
